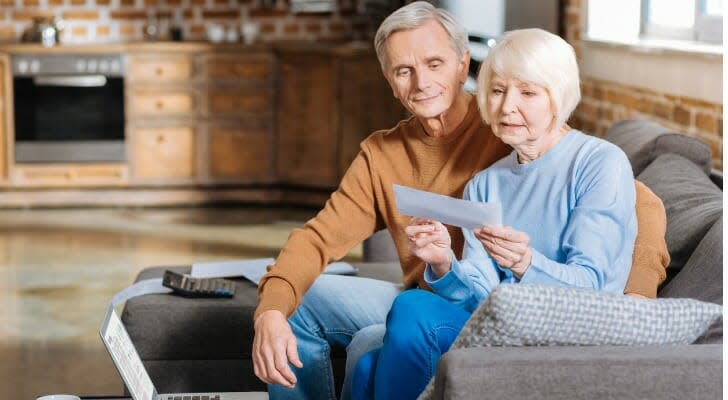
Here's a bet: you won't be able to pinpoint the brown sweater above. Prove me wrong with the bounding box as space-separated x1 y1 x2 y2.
256 95 669 319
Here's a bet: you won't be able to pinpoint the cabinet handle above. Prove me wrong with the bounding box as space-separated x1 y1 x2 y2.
155 67 164 76
156 101 165 109
157 135 165 143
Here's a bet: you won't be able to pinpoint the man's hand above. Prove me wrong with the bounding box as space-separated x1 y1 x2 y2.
405 217 452 276
475 225 531 278
252 310 303 388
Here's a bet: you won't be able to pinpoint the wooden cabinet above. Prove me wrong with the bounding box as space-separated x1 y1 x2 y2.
12 164 128 186
204 52 275 184
0 55 6 181
131 126 195 180
126 53 200 184
276 46 405 188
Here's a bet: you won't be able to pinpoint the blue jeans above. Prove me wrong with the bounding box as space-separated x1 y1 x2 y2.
267 274 402 400
352 290 470 400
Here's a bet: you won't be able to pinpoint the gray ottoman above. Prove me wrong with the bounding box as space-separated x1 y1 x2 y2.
121 262 402 395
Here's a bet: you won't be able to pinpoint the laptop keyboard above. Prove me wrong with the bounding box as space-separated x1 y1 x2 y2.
166 396 220 400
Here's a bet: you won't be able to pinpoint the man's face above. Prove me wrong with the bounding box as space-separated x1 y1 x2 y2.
382 19 469 121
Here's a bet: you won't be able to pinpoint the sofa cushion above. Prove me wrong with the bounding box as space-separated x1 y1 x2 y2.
659 216 723 344
636 154 722 274
417 284 722 399
604 119 712 176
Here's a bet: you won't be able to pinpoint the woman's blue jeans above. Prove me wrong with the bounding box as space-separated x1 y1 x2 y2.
351 289 470 400
267 274 402 400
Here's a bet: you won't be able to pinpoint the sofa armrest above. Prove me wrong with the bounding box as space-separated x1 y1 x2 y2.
432 345 722 400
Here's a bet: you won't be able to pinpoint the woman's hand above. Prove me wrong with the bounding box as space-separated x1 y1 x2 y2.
405 217 452 276
475 225 532 278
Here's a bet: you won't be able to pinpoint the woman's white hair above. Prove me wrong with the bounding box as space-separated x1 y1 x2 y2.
374 1 468 70
476 28 581 130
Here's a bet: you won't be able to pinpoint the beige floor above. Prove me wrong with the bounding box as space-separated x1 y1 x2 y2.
0 206 362 399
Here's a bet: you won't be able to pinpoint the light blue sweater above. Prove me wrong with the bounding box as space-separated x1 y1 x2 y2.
425 130 637 312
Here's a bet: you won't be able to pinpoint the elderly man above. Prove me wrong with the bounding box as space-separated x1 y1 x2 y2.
253 2 670 400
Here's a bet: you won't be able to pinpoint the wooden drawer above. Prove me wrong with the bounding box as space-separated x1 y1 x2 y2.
129 91 196 116
132 126 195 180
208 89 271 116
208 122 272 180
128 58 194 82
12 164 128 186
206 56 273 82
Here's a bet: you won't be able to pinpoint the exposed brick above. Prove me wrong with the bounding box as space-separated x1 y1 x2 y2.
119 23 137 36
63 11 100 20
23 0 40 6
599 107 613 121
283 22 299 34
47 0 63 5
0 25 16 40
0 0 14 6
70 0 85 4
71 25 87 36
189 24 205 35
190 0 206 5
110 10 147 20
680 96 719 110
260 22 276 34
696 112 718 133
166 0 182 4
12 10 54 20
144 0 161 5
202 10 241 19
652 102 673 120
96 0 111 4
717 117 723 137
250 9 289 17
96 25 110 37
673 105 691 125
305 22 322 34
329 21 347 33
119 0 136 5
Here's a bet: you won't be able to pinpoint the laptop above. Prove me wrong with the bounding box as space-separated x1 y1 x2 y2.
99 305 266 400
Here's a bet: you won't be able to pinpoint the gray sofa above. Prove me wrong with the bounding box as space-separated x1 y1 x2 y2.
122 119 722 399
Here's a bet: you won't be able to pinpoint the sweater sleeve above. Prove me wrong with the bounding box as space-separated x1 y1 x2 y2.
255 145 382 320
623 180 670 298
519 147 637 293
424 179 502 312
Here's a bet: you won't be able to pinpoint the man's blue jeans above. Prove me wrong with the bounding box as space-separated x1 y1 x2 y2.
352 290 470 400
267 274 402 400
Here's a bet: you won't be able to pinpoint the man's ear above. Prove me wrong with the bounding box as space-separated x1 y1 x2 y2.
458 50 471 84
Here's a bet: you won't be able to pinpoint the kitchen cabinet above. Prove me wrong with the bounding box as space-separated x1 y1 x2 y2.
203 52 275 184
0 42 405 207
0 55 6 181
276 45 406 187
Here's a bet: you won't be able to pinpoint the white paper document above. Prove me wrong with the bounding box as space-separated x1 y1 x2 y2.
394 184 502 229
191 258 358 285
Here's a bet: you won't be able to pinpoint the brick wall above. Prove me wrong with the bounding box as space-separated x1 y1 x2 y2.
0 0 378 43
563 0 723 170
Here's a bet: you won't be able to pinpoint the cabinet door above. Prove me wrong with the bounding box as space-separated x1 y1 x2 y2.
207 89 272 117
208 120 273 182
276 53 338 187
127 57 194 83
206 54 273 83
0 55 5 180
131 126 196 180
336 56 406 178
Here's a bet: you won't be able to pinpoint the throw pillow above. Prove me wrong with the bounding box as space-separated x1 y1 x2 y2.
604 119 712 176
637 153 722 274
417 284 722 400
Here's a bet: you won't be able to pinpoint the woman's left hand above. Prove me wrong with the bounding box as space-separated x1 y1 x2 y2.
475 225 532 278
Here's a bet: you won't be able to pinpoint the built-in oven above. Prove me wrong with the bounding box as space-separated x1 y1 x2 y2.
12 54 126 163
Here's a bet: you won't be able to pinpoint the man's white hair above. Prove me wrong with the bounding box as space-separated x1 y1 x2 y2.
374 1 468 70
477 28 581 130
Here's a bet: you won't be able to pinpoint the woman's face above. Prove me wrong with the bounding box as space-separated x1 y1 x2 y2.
485 75 555 147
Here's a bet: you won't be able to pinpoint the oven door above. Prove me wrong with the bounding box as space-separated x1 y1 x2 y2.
13 75 126 163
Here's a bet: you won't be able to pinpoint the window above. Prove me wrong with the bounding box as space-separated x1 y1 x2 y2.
587 0 723 45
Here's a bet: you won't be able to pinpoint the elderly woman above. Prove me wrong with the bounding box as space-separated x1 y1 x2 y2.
351 28 637 400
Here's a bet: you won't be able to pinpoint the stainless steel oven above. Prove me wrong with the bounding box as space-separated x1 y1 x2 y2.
12 54 126 163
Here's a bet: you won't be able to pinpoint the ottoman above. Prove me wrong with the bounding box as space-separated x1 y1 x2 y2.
121 262 402 395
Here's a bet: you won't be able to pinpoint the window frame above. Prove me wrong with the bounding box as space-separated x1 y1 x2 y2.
640 0 722 44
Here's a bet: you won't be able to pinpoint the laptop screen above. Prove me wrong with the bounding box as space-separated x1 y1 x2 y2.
100 306 156 400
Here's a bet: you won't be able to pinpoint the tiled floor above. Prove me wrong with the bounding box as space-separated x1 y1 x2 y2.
0 206 361 399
